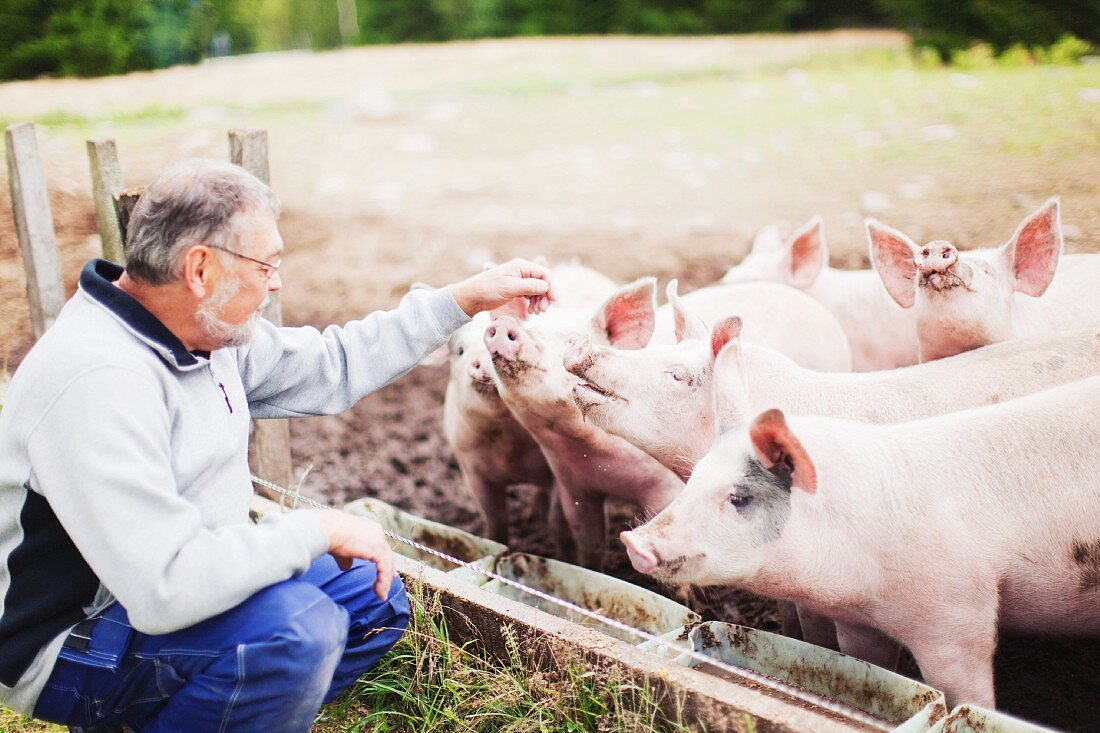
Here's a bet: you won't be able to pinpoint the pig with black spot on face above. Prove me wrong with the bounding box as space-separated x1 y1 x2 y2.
622 379 1100 709
869 199 1100 362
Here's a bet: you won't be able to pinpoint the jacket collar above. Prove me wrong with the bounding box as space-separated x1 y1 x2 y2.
79 259 209 370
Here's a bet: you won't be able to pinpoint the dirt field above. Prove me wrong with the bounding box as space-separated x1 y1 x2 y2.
2 33 1100 731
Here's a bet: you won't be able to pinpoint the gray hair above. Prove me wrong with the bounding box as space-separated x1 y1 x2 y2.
125 159 281 285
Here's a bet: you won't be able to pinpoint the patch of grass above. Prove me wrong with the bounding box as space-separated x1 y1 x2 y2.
313 578 693 732
0 707 64 732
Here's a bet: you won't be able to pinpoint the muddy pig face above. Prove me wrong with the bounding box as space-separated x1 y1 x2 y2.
869 200 1062 360
486 278 660 413
450 314 501 400
566 336 712 475
484 309 584 410
620 408 815 586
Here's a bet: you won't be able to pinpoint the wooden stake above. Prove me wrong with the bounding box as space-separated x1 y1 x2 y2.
86 138 126 263
229 129 294 496
5 123 64 340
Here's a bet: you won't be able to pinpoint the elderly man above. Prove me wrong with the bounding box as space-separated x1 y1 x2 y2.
0 159 555 732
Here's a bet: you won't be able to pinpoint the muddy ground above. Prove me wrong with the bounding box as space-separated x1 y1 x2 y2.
2 35 1099 731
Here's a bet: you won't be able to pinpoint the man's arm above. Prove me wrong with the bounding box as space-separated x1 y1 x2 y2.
237 258 555 418
25 366 331 634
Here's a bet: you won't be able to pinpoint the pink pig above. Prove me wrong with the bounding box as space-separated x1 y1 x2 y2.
649 279 852 372
484 278 684 570
622 378 1100 708
424 262 618 542
722 218 920 371
869 199 1100 362
568 315 1100 482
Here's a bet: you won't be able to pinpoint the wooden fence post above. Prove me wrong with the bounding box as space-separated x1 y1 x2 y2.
5 123 64 340
86 138 126 263
229 129 295 497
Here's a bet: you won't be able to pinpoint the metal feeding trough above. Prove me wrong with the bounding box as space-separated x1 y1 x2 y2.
641 622 1057 732
448 552 700 643
344 497 507 571
895 703 1057 733
641 621 942 726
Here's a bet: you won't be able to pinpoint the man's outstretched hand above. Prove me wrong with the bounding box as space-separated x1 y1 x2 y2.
450 258 557 317
310 509 396 600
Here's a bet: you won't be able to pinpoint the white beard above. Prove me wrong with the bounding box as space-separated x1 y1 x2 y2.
196 278 259 348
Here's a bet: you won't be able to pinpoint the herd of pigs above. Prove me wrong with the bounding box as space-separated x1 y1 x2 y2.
418 199 1100 711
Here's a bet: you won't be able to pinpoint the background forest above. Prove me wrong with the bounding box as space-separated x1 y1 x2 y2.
1 0 1097 81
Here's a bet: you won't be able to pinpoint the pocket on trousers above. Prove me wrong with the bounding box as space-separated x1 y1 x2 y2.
57 604 135 672
96 657 185 722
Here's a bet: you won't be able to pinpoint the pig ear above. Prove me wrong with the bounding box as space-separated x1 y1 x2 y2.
710 315 743 363
782 217 827 290
667 279 708 343
751 221 790 254
711 317 748 434
867 220 919 309
748 409 817 494
1003 198 1062 297
595 277 656 349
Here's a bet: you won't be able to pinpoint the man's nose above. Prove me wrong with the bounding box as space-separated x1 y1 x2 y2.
268 269 283 292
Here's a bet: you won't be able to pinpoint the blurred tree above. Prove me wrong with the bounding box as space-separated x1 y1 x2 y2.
0 0 143 79
874 0 1098 55
0 0 261 79
1 0 1094 79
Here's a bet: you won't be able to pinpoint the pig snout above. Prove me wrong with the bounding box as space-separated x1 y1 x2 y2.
915 241 958 275
563 336 595 377
484 318 524 361
620 530 659 575
465 355 491 383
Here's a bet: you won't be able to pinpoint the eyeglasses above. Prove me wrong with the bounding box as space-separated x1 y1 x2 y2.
208 245 281 280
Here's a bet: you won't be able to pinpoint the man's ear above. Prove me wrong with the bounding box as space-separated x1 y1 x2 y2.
181 245 215 298
748 408 817 493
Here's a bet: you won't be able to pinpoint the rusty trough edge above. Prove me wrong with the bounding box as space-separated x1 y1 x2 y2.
394 556 874 733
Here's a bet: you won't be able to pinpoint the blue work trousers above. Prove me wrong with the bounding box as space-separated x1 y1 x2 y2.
31 555 410 732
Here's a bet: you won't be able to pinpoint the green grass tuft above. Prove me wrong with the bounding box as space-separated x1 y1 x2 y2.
313 578 694 732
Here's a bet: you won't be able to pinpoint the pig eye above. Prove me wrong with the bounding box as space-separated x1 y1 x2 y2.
668 368 690 384
457 346 465 356
979 263 995 277
728 489 752 509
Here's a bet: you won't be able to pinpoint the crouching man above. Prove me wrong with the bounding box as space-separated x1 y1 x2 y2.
0 159 555 732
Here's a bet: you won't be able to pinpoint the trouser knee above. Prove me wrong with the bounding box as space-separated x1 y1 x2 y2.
257 582 349 685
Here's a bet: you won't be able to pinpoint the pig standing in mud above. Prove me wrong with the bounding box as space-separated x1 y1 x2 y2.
567 316 1100 479
484 278 684 569
621 379 1100 708
722 218 919 370
869 198 1100 362
423 262 618 543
